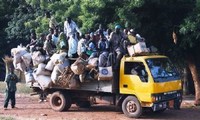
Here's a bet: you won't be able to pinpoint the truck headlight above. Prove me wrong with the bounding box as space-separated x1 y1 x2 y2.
152 96 162 102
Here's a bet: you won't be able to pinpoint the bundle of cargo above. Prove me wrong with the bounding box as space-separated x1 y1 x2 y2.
11 46 29 72
24 70 35 83
10 45 73 90
31 51 46 67
127 42 150 56
70 57 87 75
57 67 80 88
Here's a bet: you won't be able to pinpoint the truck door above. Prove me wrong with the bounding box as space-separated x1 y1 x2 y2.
120 61 152 101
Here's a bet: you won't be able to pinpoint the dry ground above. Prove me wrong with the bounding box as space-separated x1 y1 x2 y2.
0 93 200 120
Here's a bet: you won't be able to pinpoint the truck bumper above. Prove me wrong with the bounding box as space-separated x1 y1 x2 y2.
152 101 167 111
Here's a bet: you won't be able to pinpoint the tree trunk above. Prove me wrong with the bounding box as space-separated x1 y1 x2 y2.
187 56 200 105
183 67 189 95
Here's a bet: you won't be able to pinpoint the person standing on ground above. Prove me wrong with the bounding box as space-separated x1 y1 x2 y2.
4 66 18 110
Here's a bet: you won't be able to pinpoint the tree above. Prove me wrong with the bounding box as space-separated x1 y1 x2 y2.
177 1 200 105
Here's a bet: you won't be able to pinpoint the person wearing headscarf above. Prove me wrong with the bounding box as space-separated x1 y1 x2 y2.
109 25 124 69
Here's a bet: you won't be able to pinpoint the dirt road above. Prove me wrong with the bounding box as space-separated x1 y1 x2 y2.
0 93 200 120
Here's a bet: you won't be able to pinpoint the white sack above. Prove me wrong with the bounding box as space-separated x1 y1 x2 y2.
21 52 32 68
51 65 61 83
24 71 35 83
45 60 54 71
11 46 27 57
13 59 17 69
13 55 22 64
51 52 67 64
33 74 52 90
127 45 135 56
32 51 46 66
56 59 70 73
36 63 51 76
134 42 147 53
16 62 26 72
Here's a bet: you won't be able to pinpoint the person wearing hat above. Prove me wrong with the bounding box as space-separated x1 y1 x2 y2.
109 25 124 69
4 66 19 110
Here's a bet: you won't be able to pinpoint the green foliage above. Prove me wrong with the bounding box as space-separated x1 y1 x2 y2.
0 116 15 120
1 0 199 67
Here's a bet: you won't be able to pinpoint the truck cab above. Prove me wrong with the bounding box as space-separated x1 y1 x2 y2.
119 55 182 118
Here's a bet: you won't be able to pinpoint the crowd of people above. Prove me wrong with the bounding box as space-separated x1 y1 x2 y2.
26 13 145 71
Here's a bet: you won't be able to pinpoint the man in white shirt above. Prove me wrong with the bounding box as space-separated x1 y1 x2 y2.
64 17 81 39
68 34 78 58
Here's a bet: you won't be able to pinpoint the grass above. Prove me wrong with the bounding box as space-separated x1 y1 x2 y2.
0 116 15 120
0 81 32 94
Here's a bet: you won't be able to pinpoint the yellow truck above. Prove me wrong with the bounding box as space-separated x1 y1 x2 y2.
33 54 182 118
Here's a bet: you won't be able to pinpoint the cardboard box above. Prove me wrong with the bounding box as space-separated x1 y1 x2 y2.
127 45 135 56
98 66 113 80
134 42 147 53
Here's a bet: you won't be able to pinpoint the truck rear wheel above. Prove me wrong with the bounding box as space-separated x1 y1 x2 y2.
122 96 142 118
50 91 71 112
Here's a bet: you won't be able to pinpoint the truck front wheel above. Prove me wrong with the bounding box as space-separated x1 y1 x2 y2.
122 96 142 118
50 91 71 112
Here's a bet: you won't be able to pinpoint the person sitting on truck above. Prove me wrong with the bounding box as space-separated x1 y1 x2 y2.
77 34 87 56
98 33 110 67
26 31 37 53
128 29 145 43
86 32 98 59
52 28 59 47
127 29 137 45
57 32 68 52
68 34 78 58
109 25 124 69
43 34 55 56
105 28 112 41
131 62 148 82
33 33 46 55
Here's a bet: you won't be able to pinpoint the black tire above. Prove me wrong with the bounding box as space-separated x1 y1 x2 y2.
76 101 91 108
50 91 71 112
122 96 142 118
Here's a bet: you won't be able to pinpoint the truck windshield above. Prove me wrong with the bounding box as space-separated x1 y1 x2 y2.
146 58 180 82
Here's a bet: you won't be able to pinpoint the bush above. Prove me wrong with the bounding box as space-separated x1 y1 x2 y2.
0 82 32 94
0 116 14 120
